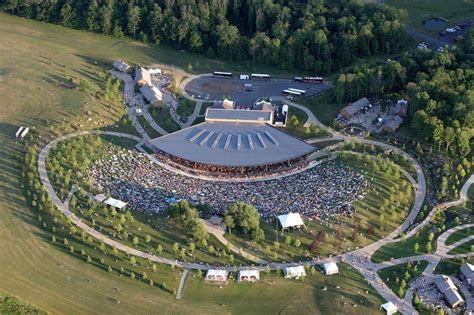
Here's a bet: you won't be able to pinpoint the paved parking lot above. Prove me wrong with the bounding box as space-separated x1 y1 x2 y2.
184 75 331 105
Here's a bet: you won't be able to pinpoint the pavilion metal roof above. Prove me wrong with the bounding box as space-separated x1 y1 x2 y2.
149 122 314 167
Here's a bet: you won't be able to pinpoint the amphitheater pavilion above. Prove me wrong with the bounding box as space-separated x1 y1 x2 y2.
149 104 315 174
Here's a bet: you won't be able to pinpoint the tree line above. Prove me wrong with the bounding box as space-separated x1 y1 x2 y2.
2 0 408 73
334 32 474 157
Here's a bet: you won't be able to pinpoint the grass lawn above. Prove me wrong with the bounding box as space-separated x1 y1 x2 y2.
435 257 474 275
176 96 196 118
285 107 330 139
372 206 472 263
136 114 162 138
300 91 341 126
446 227 474 246
183 263 386 315
199 102 214 116
448 239 474 255
388 0 474 30
149 107 181 133
378 260 429 298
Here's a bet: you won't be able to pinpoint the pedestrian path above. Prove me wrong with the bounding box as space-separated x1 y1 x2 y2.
176 269 190 299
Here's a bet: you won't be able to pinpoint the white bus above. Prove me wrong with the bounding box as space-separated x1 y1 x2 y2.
282 89 301 96
288 88 306 95
251 73 271 80
303 76 323 84
213 71 233 78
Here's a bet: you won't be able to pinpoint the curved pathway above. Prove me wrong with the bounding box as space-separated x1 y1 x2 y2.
39 131 183 268
404 175 473 240
38 76 474 313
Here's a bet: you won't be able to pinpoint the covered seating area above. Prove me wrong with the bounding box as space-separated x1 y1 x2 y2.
238 269 260 282
380 301 398 315
284 266 306 279
278 213 305 231
205 269 229 284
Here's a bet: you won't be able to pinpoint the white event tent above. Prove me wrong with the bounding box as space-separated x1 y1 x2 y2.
380 302 398 315
323 262 339 275
278 213 305 230
238 269 260 282
284 266 306 279
104 197 127 209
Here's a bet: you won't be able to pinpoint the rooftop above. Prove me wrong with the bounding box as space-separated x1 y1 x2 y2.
206 108 272 123
149 122 314 167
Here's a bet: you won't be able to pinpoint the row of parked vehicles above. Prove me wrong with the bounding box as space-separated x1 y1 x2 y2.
439 22 471 37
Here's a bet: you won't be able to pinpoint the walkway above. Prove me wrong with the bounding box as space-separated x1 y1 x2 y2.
142 106 169 136
176 269 190 299
38 131 183 268
403 175 473 240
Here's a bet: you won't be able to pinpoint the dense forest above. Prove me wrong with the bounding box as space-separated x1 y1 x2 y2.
1 0 408 73
334 31 474 158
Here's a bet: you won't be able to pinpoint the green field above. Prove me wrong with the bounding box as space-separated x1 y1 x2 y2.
183 264 385 315
0 13 389 314
388 0 474 29
446 227 474 246
448 239 474 255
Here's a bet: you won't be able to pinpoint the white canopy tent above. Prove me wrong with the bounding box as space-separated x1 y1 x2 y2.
381 302 398 315
284 266 306 279
205 269 228 282
278 213 305 230
104 197 127 209
238 269 260 282
323 262 339 275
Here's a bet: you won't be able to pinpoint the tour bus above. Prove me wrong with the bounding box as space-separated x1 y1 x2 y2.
288 88 306 95
282 89 301 96
303 76 324 83
251 73 271 80
213 71 233 78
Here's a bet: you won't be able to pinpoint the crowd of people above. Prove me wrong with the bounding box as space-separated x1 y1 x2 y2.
155 150 312 179
89 150 368 220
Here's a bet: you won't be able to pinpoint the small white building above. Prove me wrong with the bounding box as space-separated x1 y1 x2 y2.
284 266 306 279
104 197 127 210
278 213 305 230
238 269 260 282
113 60 130 72
323 262 339 275
205 269 228 282
381 301 398 315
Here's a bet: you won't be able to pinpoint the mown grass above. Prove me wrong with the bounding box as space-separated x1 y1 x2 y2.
448 239 474 255
388 0 474 30
372 206 473 263
446 227 474 246
136 114 162 138
183 263 385 315
176 96 196 118
149 107 181 133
